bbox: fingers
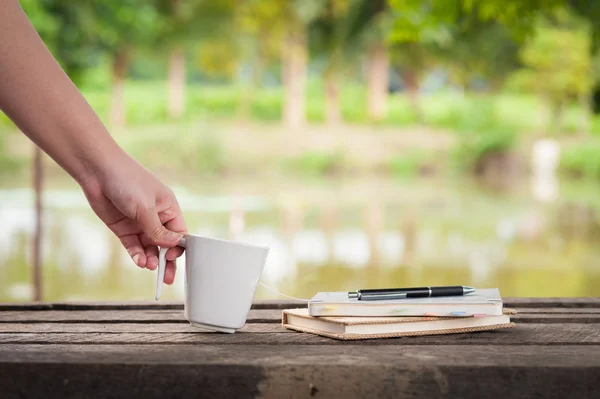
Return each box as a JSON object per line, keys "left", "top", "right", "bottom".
{"left": 119, "top": 235, "right": 146, "bottom": 268}
{"left": 144, "top": 245, "right": 159, "bottom": 271}
{"left": 166, "top": 246, "right": 184, "bottom": 261}
{"left": 137, "top": 205, "right": 183, "bottom": 247}
{"left": 163, "top": 205, "right": 187, "bottom": 236}
{"left": 164, "top": 259, "right": 177, "bottom": 285}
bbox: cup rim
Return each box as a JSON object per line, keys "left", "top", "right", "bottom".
{"left": 183, "top": 233, "right": 269, "bottom": 251}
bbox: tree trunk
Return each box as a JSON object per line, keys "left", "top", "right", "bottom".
{"left": 167, "top": 47, "right": 186, "bottom": 119}
{"left": 319, "top": 201, "right": 337, "bottom": 263}
{"left": 579, "top": 93, "right": 592, "bottom": 134}
{"left": 403, "top": 69, "right": 421, "bottom": 122}
{"left": 364, "top": 200, "right": 383, "bottom": 268}
{"left": 324, "top": 68, "right": 342, "bottom": 126}
{"left": 238, "top": 51, "right": 265, "bottom": 122}
{"left": 32, "top": 145, "right": 43, "bottom": 301}
{"left": 282, "top": 25, "right": 307, "bottom": 130}
{"left": 367, "top": 41, "right": 389, "bottom": 122}
{"left": 548, "top": 99, "right": 564, "bottom": 136}
{"left": 110, "top": 48, "right": 129, "bottom": 127}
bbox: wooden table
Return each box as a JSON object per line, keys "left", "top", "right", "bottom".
{"left": 1, "top": 298, "right": 599, "bottom": 399}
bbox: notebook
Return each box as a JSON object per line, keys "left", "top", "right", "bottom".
{"left": 307, "top": 288, "right": 503, "bottom": 317}
{"left": 282, "top": 308, "right": 516, "bottom": 340}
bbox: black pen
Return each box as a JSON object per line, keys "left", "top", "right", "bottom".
{"left": 347, "top": 286, "right": 476, "bottom": 300}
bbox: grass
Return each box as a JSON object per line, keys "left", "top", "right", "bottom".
{"left": 285, "top": 151, "right": 346, "bottom": 176}
{"left": 2, "top": 77, "right": 596, "bottom": 133}
{"left": 560, "top": 142, "right": 600, "bottom": 179}
{"left": 70, "top": 80, "right": 584, "bottom": 131}
{"left": 4, "top": 78, "right": 600, "bottom": 179}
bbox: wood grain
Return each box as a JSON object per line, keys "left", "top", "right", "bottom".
{"left": 1, "top": 323, "right": 599, "bottom": 345}
{"left": 1, "top": 297, "right": 599, "bottom": 311}
{"left": 0, "top": 309, "right": 278, "bottom": 323}
{"left": 2, "top": 356, "right": 600, "bottom": 399}
{"left": 0, "top": 322, "right": 291, "bottom": 334}
{"left": 2, "top": 309, "right": 600, "bottom": 324}
{"left": 0, "top": 300, "right": 304, "bottom": 311}
{"left": 3, "top": 344, "right": 600, "bottom": 399}
{"left": 3, "top": 343, "right": 600, "bottom": 366}
{"left": 2, "top": 299, "right": 600, "bottom": 399}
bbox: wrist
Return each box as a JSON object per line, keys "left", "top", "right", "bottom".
{"left": 74, "top": 139, "right": 130, "bottom": 191}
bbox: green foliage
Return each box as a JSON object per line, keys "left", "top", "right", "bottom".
{"left": 0, "top": 112, "right": 14, "bottom": 128}
{"left": 75, "top": 79, "right": 561, "bottom": 132}
{"left": 195, "top": 40, "right": 240, "bottom": 79}
{"left": 387, "top": 151, "right": 436, "bottom": 177}
{"left": 287, "top": 151, "right": 345, "bottom": 176}
{"left": 592, "top": 116, "right": 600, "bottom": 136}
{"left": 560, "top": 143, "right": 600, "bottom": 179}
{"left": 19, "top": 0, "right": 59, "bottom": 44}
{"left": 508, "top": 9, "right": 594, "bottom": 134}
{"left": 309, "top": 0, "right": 388, "bottom": 72}
{"left": 0, "top": 133, "right": 22, "bottom": 175}
{"left": 509, "top": 11, "right": 593, "bottom": 99}
{"left": 121, "top": 129, "right": 226, "bottom": 176}
{"left": 90, "top": 1, "right": 161, "bottom": 54}
{"left": 452, "top": 127, "right": 517, "bottom": 173}
{"left": 388, "top": 0, "right": 562, "bottom": 43}
{"left": 439, "top": 21, "right": 520, "bottom": 89}
{"left": 449, "top": 100, "right": 518, "bottom": 172}
{"left": 155, "top": 0, "right": 236, "bottom": 47}
{"left": 20, "top": 0, "right": 95, "bottom": 84}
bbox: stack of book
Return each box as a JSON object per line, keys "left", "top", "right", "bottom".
{"left": 282, "top": 288, "right": 515, "bottom": 340}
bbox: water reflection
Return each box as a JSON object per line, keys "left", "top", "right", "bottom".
{"left": 2, "top": 176, "right": 600, "bottom": 302}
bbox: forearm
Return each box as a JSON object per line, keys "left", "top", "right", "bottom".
{"left": 0, "top": 0, "right": 125, "bottom": 185}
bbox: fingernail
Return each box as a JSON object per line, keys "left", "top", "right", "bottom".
{"left": 132, "top": 253, "right": 140, "bottom": 265}
{"left": 165, "top": 230, "right": 183, "bottom": 242}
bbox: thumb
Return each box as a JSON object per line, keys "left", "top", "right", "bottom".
{"left": 137, "top": 206, "right": 183, "bottom": 247}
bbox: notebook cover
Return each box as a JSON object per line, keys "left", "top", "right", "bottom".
{"left": 308, "top": 288, "right": 504, "bottom": 317}
{"left": 282, "top": 308, "right": 516, "bottom": 341}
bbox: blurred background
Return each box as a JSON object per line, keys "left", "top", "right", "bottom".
{"left": 2, "top": 0, "right": 600, "bottom": 302}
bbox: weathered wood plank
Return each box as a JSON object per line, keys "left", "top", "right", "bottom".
{"left": 503, "top": 297, "right": 600, "bottom": 308}
{"left": 1, "top": 323, "right": 599, "bottom": 345}
{"left": 1, "top": 297, "right": 600, "bottom": 311}
{"left": 2, "top": 309, "right": 599, "bottom": 324}
{"left": 0, "top": 309, "right": 278, "bottom": 323}
{"left": 511, "top": 308, "right": 600, "bottom": 314}
{"left": 2, "top": 344, "right": 600, "bottom": 399}
{"left": 0, "top": 323, "right": 289, "bottom": 334}
{"left": 4, "top": 343, "right": 600, "bottom": 366}
{"left": 2, "top": 355, "right": 600, "bottom": 399}
{"left": 0, "top": 314, "right": 597, "bottom": 336}
{"left": 0, "top": 300, "right": 305, "bottom": 311}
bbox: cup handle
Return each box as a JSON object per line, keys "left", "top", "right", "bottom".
{"left": 155, "top": 237, "right": 187, "bottom": 300}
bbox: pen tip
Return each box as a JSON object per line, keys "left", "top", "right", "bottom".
{"left": 463, "top": 286, "right": 476, "bottom": 295}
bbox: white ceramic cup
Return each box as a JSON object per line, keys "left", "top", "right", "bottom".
{"left": 155, "top": 234, "right": 269, "bottom": 333}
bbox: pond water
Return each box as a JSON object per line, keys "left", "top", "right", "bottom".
{"left": 2, "top": 173, "right": 600, "bottom": 302}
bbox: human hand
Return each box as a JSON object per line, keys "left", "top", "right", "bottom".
{"left": 0, "top": 0, "right": 185, "bottom": 283}
{"left": 80, "top": 155, "right": 187, "bottom": 284}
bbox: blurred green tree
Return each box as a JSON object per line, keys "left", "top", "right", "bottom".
{"left": 156, "top": 0, "right": 237, "bottom": 119}
{"left": 386, "top": 0, "right": 557, "bottom": 122}
{"left": 89, "top": 1, "right": 162, "bottom": 126}
{"left": 238, "top": 0, "right": 324, "bottom": 129}
{"left": 237, "top": 0, "right": 286, "bottom": 120}
{"left": 362, "top": 0, "right": 392, "bottom": 122}
{"left": 509, "top": 9, "right": 594, "bottom": 135}
{"left": 389, "top": 38, "right": 438, "bottom": 122}
{"left": 20, "top": 0, "right": 96, "bottom": 86}
{"left": 309, "top": 0, "right": 359, "bottom": 125}
{"left": 309, "top": 0, "right": 393, "bottom": 125}
{"left": 435, "top": 18, "right": 520, "bottom": 94}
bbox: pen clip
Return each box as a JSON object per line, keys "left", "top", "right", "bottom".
{"left": 360, "top": 292, "right": 408, "bottom": 301}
